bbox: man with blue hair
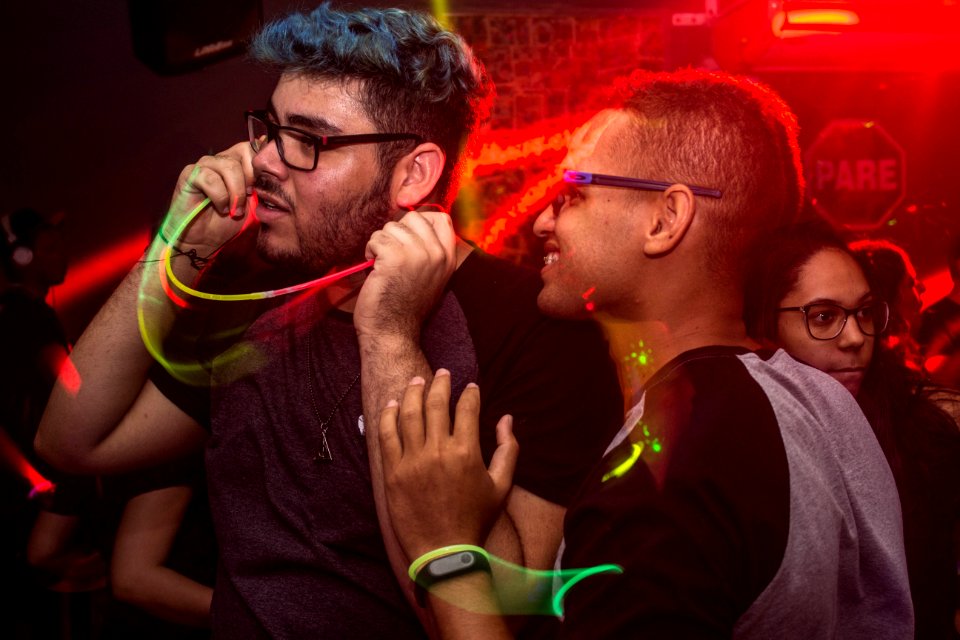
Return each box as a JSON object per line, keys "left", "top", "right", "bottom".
{"left": 37, "top": 4, "right": 622, "bottom": 637}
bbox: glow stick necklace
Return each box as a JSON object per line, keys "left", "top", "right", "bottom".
{"left": 162, "top": 197, "right": 374, "bottom": 302}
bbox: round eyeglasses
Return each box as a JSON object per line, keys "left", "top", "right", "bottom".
{"left": 777, "top": 301, "right": 890, "bottom": 341}
{"left": 246, "top": 110, "right": 422, "bottom": 171}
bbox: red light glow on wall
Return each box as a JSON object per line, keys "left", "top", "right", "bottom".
{"left": 47, "top": 231, "right": 150, "bottom": 311}
{"left": 462, "top": 113, "right": 599, "bottom": 254}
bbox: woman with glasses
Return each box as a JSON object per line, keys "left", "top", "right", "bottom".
{"left": 744, "top": 220, "right": 960, "bottom": 640}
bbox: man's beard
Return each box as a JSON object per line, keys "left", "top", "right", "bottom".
{"left": 254, "top": 170, "right": 394, "bottom": 275}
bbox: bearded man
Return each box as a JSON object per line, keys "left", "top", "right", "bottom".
{"left": 36, "top": 5, "right": 622, "bottom": 638}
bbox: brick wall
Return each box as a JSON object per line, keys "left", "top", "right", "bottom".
{"left": 447, "top": 10, "right": 666, "bottom": 264}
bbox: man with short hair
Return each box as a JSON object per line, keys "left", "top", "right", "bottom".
{"left": 36, "top": 5, "right": 622, "bottom": 637}
{"left": 378, "top": 70, "right": 914, "bottom": 638}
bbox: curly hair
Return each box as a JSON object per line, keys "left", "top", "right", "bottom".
{"left": 249, "top": 3, "right": 494, "bottom": 206}
{"left": 848, "top": 239, "right": 917, "bottom": 328}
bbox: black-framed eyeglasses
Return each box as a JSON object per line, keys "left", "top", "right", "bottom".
{"left": 777, "top": 301, "right": 890, "bottom": 341}
{"left": 564, "top": 170, "right": 723, "bottom": 199}
{"left": 245, "top": 110, "right": 423, "bottom": 171}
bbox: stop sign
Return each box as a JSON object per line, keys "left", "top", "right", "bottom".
{"left": 805, "top": 119, "right": 906, "bottom": 230}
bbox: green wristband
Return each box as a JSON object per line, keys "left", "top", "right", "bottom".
{"left": 408, "top": 544, "right": 490, "bottom": 582}
{"left": 156, "top": 227, "right": 173, "bottom": 246}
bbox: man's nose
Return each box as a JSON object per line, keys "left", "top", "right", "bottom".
{"left": 533, "top": 205, "right": 556, "bottom": 238}
{"left": 252, "top": 137, "right": 288, "bottom": 179}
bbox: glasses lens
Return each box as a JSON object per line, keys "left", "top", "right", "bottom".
{"left": 804, "top": 304, "right": 845, "bottom": 340}
{"left": 855, "top": 301, "right": 889, "bottom": 336}
{"left": 248, "top": 114, "right": 269, "bottom": 153}
{"left": 552, "top": 191, "right": 564, "bottom": 216}
{"left": 276, "top": 129, "right": 317, "bottom": 171}
{"left": 551, "top": 185, "right": 576, "bottom": 217}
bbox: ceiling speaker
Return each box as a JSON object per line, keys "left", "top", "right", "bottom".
{"left": 128, "top": 0, "right": 262, "bottom": 76}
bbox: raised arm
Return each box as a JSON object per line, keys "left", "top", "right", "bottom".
{"left": 35, "top": 142, "right": 256, "bottom": 474}
{"left": 354, "top": 207, "right": 461, "bottom": 631}
{"left": 355, "top": 210, "right": 553, "bottom": 611}
{"left": 379, "top": 371, "right": 518, "bottom": 640}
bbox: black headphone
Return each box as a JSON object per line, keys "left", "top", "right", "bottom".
{"left": 1, "top": 210, "right": 38, "bottom": 268}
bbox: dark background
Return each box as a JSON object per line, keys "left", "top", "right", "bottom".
{"left": 3, "top": 0, "right": 958, "bottom": 341}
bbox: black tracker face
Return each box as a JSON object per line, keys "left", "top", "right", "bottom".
{"left": 423, "top": 551, "right": 486, "bottom": 580}
{"left": 412, "top": 549, "right": 492, "bottom": 607}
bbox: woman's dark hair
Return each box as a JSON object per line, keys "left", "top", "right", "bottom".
{"left": 848, "top": 240, "right": 912, "bottom": 310}
{"left": 858, "top": 343, "right": 960, "bottom": 639}
{"left": 849, "top": 239, "right": 918, "bottom": 336}
{"left": 742, "top": 219, "right": 851, "bottom": 347}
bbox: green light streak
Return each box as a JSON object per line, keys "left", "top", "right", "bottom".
{"left": 136, "top": 188, "right": 367, "bottom": 384}
{"left": 601, "top": 442, "right": 643, "bottom": 483}
{"left": 550, "top": 563, "right": 624, "bottom": 616}
{"left": 422, "top": 553, "right": 623, "bottom": 616}
{"left": 136, "top": 193, "right": 266, "bottom": 385}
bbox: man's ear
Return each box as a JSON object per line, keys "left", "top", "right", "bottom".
{"left": 391, "top": 142, "right": 446, "bottom": 210}
{"left": 643, "top": 185, "right": 696, "bottom": 257}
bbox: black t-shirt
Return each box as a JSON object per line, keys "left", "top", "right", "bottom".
{"left": 557, "top": 347, "right": 790, "bottom": 639}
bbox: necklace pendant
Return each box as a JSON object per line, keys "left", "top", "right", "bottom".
{"left": 314, "top": 433, "right": 333, "bottom": 463}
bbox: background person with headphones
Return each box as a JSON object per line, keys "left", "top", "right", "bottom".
{"left": 0, "top": 207, "right": 107, "bottom": 639}
{"left": 1, "top": 206, "right": 71, "bottom": 479}
{"left": 0, "top": 207, "right": 68, "bottom": 296}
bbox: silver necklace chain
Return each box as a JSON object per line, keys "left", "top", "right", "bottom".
{"left": 306, "top": 330, "right": 360, "bottom": 463}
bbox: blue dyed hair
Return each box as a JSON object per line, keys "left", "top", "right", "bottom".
{"left": 250, "top": 3, "right": 493, "bottom": 205}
